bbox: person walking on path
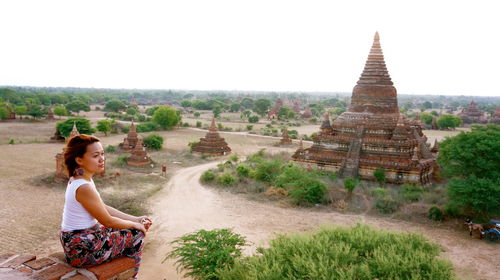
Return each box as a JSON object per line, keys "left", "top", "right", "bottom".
{"left": 59, "top": 134, "right": 152, "bottom": 279}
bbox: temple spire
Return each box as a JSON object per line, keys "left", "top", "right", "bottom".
{"left": 209, "top": 118, "right": 218, "bottom": 132}
{"left": 350, "top": 32, "right": 398, "bottom": 114}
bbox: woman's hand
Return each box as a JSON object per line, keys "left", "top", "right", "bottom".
{"left": 136, "top": 216, "right": 153, "bottom": 230}
{"left": 133, "top": 222, "right": 148, "bottom": 236}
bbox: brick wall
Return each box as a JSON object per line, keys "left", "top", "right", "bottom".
{"left": 0, "top": 252, "right": 135, "bottom": 280}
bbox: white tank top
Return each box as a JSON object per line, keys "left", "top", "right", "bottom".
{"left": 61, "top": 178, "right": 99, "bottom": 231}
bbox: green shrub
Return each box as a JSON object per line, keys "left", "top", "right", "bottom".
{"left": 400, "top": 184, "right": 424, "bottom": 202}
{"left": 343, "top": 177, "right": 359, "bottom": 193}
{"left": 8, "top": 139, "right": 15, "bottom": 144}
{"left": 122, "top": 126, "right": 130, "bottom": 134}
{"left": 373, "top": 168, "right": 386, "bottom": 185}
{"left": 217, "top": 173, "right": 238, "bottom": 187}
{"left": 136, "top": 122, "right": 161, "bottom": 132}
{"left": 218, "top": 224, "right": 455, "bottom": 280}
{"left": 196, "top": 121, "right": 202, "bottom": 128}
{"left": 114, "top": 154, "right": 129, "bottom": 167}
{"left": 229, "top": 154, "right": 239, "bottom": 163}
{"left": 254, "top": 159, "right": 284, "bottom": 183}
{"left": 182, "top": 122, "right": 190, "bottom": 127}
{"left": 105, "top": 145, "right": 116, "bottom": 153}
{"left": 428, "top": 206, "right": 444, "bottom": 221}
{"left": 371, "top": 187, "right": 387, "bottom": 198}
{"left": 236, "top": 164, "right": 251, "bottom": 177}
{"left": 248, "top": 115, "right": 259, "bottom": 123}
{"left": 165, "top": 229, "right": 246, "bottom": 280}
{"left": 143, "top": 133, "right": 164, "bottom": 150}
{"left": 201, "top": 170, "right": 216, "bottom": 182}
{"left": 246, "top": 124, "right": 253, "bottom": 131}
{"left": 288, "top": 178, "right": 327, "bottom": 205}
{"left": 444, "top": 202, "right": 463, "bottom": 218}
{"left": 375, "top": 196, "right": 400, "bottom": 214}
{"left": 274, "top": 165, "right": 307, "bottom": 188}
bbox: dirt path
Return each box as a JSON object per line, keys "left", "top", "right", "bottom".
{"left": 139, "top": 162, "right": 498, "bottom": 280}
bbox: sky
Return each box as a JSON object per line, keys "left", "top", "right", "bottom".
{"left": 1, "top": 0, "right": 499, "bottom": 96}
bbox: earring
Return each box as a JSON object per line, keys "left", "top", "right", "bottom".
{"left": 75, "top": 167, "right": 85, "bottom": 176}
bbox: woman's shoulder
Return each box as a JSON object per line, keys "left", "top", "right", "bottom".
{"left": 67, "top": 177, "right": 93, "bottom": 188}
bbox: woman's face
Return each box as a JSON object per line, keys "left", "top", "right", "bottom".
{"left": 76, "top": 142, "right": 105, "bottom": 174}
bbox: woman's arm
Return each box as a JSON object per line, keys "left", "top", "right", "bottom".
{"left": 105, "top": 205, "right": 138, "bottom": 222}
{"left": 76, "top": 184, "right": 147, "bottom": 235}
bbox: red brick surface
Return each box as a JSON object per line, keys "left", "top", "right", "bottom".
{"left": 0, "top": 254, "right": 36, "bottom": 268}
{"left": 0, "top": 253, "right": 15, "bottom": 264}
{"left": 25, "top": 257, "right": 56, "bottom": 270}
{"left": 87, "top": 257, "right": 135, "bottom": 280}
{"left": 16, "top": 266, "right": 33, "bottom": 274}
{"left": 33, "top": 263, "right": 75, "bottom": 280}
{"left": 65, "top": 272, "right": 93, "bottom": 280}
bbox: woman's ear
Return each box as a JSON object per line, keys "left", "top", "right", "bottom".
{"left": 75, "top": 157, "right": 84, "bottom": 166}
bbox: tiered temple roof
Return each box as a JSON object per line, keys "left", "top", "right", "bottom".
{"left": 268, "top": 98, "right": 283, "bottom": 120}
{"left": 459, "top": 101, "right": 485, "bottom": 123}
{"left": 490, "top": 107, "right": 500, "bottom": 124}
{"left": 191, "top": 118, "right": 231, "bottom": 156}
{"left": 119, "top": 122, "right": 139, "bottom": 152}
{"left": 46, "top": 107, "right": 55, "bottom": 120}
{"left": 292, "top": 32, "right": 436, "bottom": 184}
{"left": 127, "top": 138, "right": 151, "bottom": 167}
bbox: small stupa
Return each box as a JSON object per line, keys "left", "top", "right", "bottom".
{"left": 280, "top": 128, "right": 292, "bottom": 145}
{"left": 119, "top": 121, "right": 139, "bottom": 152}
{"left": 46, "top": 107, "right": 55, "bottom": 120}
{"left": 127, "top": 138, "right": 151, "bottom": 167}
{"left": 191, "top": 118, "right": 231, "bottom": 156}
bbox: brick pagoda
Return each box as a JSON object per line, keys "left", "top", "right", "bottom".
{"left": 46, "top": 107, "right": 55, "bottom": 120}
{"left": 127, "top": 138, "right": 151, "bottom": 167}
{"left": 280, "top": 128, "right": 292, "bottom": 145}
{"left": 459, "top": 101, "right": 485, "bottom": 123}
{"left": 292, "top": 32, "right": 436, "bottom": 184}
{"left": 191, "top": 118, "right": 231, "bottom": 156}
{"left": 490, "top": 107, "right": 500, "bottom": 124}
{"left": 119, "top": 121, "right": 139, "bottom": 152}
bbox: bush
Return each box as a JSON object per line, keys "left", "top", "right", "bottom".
{"left": 248, "top": 115, "right": 259, "bottom": 123}
{"left": 218, "top": 224, "right": 455, "bottom": 280}
{"left": 201, "top": 170, "right": 216, "bottom": 182}
{"left": 343, "top": 177, "right": 359, "bottom": 193}
{"left": 371, "top": 187, "right": 387, "bottom": 198}
{"left": 166, "top": 229, "right": 246, "bottom": 280}
{"left": 196, "top": 121, "right": 202, "bottom": 128}
{"left": 143, "top": 133, "right": 164, "bottom": 150}
{"left": 182, "top": 122, "right": 190, "bottom": 127}
{"left": 114, "top": 154, "right": 129, "bottom": 167}
{"left": 236, "top": 164, "right": 251, "bottom": 177}
{"left": 400, "top": 184, "right": 424, "bottom": 202}
{"left": 217, "top": 173, "right": 238, "bottom": 187}
{"left": 246, "top": 124, "right": 253, "bottom": 131}
{"left": 375, "top": 196, "right": 400, "bottom": 214}
{"left": 136, "top": 122, "right": 161, "bottom": 132}
{"left": 288, "top": 178, "right": 327, "bottom": 205}
{"left": 428, "top": 206, "right": 444, "bottom": 221}
{"left": 229, "top": 154, "right": 239, "bottom": 163}
{"left": 122, "top": 126, "right": 130, "bottom": 134}
{"left": 254, "top": 159, "right": 284, "bottom": 183}
{"left": 373, "top": 168, "right": 386, "bottom": 185}
{"left": 105, "top": 145, "right": 116, "bottom": 153}
{"left": 8, "top": 139, "right": 15, "bottom": 144}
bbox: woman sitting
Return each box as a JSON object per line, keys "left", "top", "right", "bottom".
{"left": 59, "top": 134, "right": 152, "bottom": 279}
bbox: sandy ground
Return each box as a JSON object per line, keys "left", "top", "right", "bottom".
{"left": 139, "top": 161, "right": 498, "bottom": 280}
{"left": 0, "top": 118, "right": 492, "bottom": 280}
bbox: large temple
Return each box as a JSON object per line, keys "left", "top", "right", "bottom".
{"left": 459, "top": 101, "right": 486, "bottom": 123}
{"left": 191, "top": 118, "right": 231, "bottom": 156}
{"left": 293, "top": 32, "right": 436, "bottom": 184}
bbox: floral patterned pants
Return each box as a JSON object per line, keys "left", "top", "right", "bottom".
{"left": 60, "top": 223, "right": 144, "bottom": 279}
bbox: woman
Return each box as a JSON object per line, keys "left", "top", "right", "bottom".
{"left": 59, "top": 134, "right": 152, "bottom": 279}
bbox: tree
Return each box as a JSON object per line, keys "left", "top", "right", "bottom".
{"left": 343, "top": 177, "right": 359, "bottom": 199}
{"left": 193, "top": 111, "right": 201, "bottom": 118}
{"left": 143, "top": 133, "right": 164, "bottom": 150}
{"left": 242, "top": 110, "right": 252, "bottom": 118}
{"left": 65, "top": 100, "right": 90, "bottom": 116}
{"left": 430, "top": 110, "right": 439, "bottom": 116}
{"left": 373, "top": 168, "right": 386, "bottom": 186}
{"left": 230, "top": 103, "right": 241, "bottom": 112}
{"left": 422, "top": 101, "right": 432, "bottom": 110}
{"left": 14, "top": 105, "right": 27, "bottom": 116}
{"left": 278, "top": 106, "right": 292, "bottom": 119}
{"left": 437, "top": 114, "right": 462, "bottom": 129}
{"left": 126, "top": 106, "right": 139, "bottom": 115}
{"left": 240, "top": 98, "right": 254, "bottom": 110}
{"left": 438, "top": 125, "right": 500, "bottom": 218}
{"left": 56, "top": 117, "right": 95, "bottom": 137}
{"left": 152, "top": 105, "right": 180, "bottom": 130}
{"left": 253, "top": 99, "right": 271, "bottom": 116}
{"left": 96, "top": 119, "right": 112, "bottom": 136}
{"left": 180, "top": 100, "right": 192, "bottom": 108}
{"left": 0, "top": 106, "right": 7, "bottom": 119}
{"left": 53, "top": 105, "right": 68, "bottom": 118}
{"left": 248, "top": 115, "right": 259, "bottom": 123}
{"left": 104, "top": 99, "right": 126, "bottom": 112}
{"left": 145, "top": 106, "right": 160, "bottom": 116}
{"left": 27, "top": 104, "right": 44, "bottom": 119}
{"left": 213, "top": 105, "right": 222, "bottom": 118}
{"left": 420, "top": 112, "right": 433, "bottom": 125}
